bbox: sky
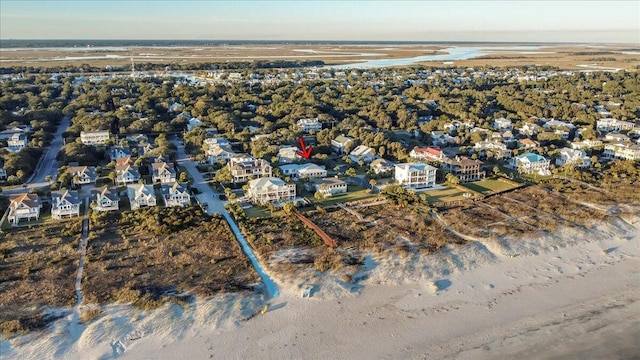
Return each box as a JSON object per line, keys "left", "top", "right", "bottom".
{"left": 1, "top": 0, "right": 639, "bottom": 43}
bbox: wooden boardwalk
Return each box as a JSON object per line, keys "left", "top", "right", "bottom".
{"left": 293, "top": 210, "right": 338, "bottom": 248}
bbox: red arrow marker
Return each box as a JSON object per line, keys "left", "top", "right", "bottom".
{"left": 296, "top": 137, "right": 313, "bottom": 159}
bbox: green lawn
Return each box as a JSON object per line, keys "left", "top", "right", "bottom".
{"left": 317, "top": 187, "right": 379, "bottom": 206}
{"left": 461, "top": 177, "right": 523, "bottom": 195}
{"left": 423, "top": 186, "right": 475, "bottom": 204}
{"left": 243, "top": 206, "right": 277, "bottom": 218}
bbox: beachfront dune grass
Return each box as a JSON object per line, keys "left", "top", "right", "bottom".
{"left": 82, "top": 206, "right": 259, "bottom": 310}
{"left": 0, "top": 221, "right": 82, "bottom": 337}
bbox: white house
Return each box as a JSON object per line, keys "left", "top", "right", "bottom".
{"left": 80, "top": 130, "right": 110, "bottom": 145}
{"left": 596, "top": 118, "right": 635, "bottom": 132}
{"left": 509, "top": 153, "right": 551, "bottom": 176}
{"left": 555, "top": 148, "right": 591, "bottom": 169}
{"left": 161, "top": 182, "right": 191, "bottom": 207}
{"left": 127, "top": 184, "right": 157, "bottom": 210}
{"left": 492, "top": 117, "right": 513, "bottom": 130}
{"left": 187, "top": 118, "right": 203, "bottom": 131}
{"left": 93, "top": 186, "right": 119, "bottom": 212}
{"left": 280, "top": 163, "right": 327, "bottom": 180}
{"left": 331, "top": 135, "right": 353, "bottom": 155}
{"left": 7, "top": 133, "right": 28, "bottom": 152}
{"left": 308, "top": 177, "right": 347, "bottom": 197}
{"left": 571, "top": 139, "right": 603, "bottom": 150}
{"left": 51, "top": 190, "right": 81, "bottom": 219}
{"left": 430, "top": 131, "right": 455, "bottom": 146}
{"left": 603, "top": 143, "right": 640, "bottom": 161}
{"left": 348, "top": 145, "right": 376, "bottom": 164}
{"left": 394, "top": 163, "right": 437, "bottom": 189}
{"left": 7, "top": 193, "right": 41, "bottom": 225}
{"left": 204, "top": 137, "right": 230, "bottom": 149}
{"left": 246, "top": 177, "right": 296, "bottom": 205}
{"left": 296, "top": 118, "right": 322, "bottom": 133}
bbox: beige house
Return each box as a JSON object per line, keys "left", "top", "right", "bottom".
{"left": 246, "top": 177, "right": 296, "bottom": 205}
{"left": 8, "top": 193, "right": 41, "bottom": 225}
{"left": 151, "top": 161, "right": 176, "bottom": 184}
{"left": 228, "top": 154, "right": 272, "bottom": 182}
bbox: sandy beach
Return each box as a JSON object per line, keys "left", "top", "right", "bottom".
{"left": 2, "top": 214, "right": 639, "bottom": 359}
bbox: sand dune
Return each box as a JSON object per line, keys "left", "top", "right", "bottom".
{"left": 1, "top": 214, "right": 639, "bottom": 359}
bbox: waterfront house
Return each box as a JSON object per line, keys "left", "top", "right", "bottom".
{"left": 127, "top": 184, "right": 157, "bottom": 210}
{"left": 440, "top": 156, "right": 485, "bottom": 183}
{"left": 308, "top": 177, "right": 348, "bottom": 197}
{"left": 246, "top": 177, "right": 296, "bottom": 205}
{"left": 51, "top": 190, "right": 81, "bottom": 219}
{"left": 161, "top": 182, "right": 191, "bottom": 207}
{"left": 92, "top": 186, "right": 120, "bottom": 212}
{"left": 509, "top": 153, "right": 551, "bottom": 176}
{"left": 8, "top": 193, "right": 41, "bottom": 225}
{"left": 395, "top": 163, "right": 437, "bottom": 189}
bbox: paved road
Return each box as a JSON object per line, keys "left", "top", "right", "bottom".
{"left": 172, "top": 138, "right": 279, "bottom": 297}
{"left": 31, "top": 114, "right": 72, "bottom": 185}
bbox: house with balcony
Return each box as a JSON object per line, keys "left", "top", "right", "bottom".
{"left": 348, "top": 145, "right": 376, "bottom": 164}
{"left": 161, "top": 182, "right": 191, "bottom": 207}
{"left": 7, "top": 193, "right": 41, "bottom": 225}
{"left": 228, "top": 153, "right": 272, "bottom": 183}
{"left": 440, "top": 156, "right": 485, "bottom": 183}
{"left": 246, "top": 177, "right": 296, "bottom": 205}
{"left": 207, "top": 144, "right": 236, "bottom": 165}
{"left": 127, "top": 184, "right": 157, "bottom": 210}
{"left": 65, "top": 166, "right": 97, "bottom": 186}
{"left": 92, "top": 186, "right": 120, "bottom": 212}
{"left": 297, "top": 118, "right": 322, "bottom": 133}
{"left": 556, "top": 148, "right": 591, "bottom": 169}
{"left": 603, "top": 142, "right": 640, "bottom": 161}
{"left": 80, "top": 130, "right": 110, "bottom": 145}
{"left": 331, "top": 135, "right": 354, "bottom": 155}
{"left": 596, "top": 118, "right": 635, "bottom": 132}
{"left": 509, "top": 153, "right": 551, "bottom": 176}
{"left": 115, "top": 164, "right": 141, "bottom": 185}
{"left": 307, "top": 177, "right": 348, "bottom": 197}
{"left": 280, "top": 163, "right": 327, "bottom": 180}
{"left": 51, "top": 190, "right": 81, "bottom": 219}
{"left": 150, "top": 161, "right": 176, "bottom": 184}
{"left": 395, "top": 163, "right": 437, "bottom": 189}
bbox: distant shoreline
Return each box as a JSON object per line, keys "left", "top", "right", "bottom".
{"left": 2, "top": 39, "right": 637, "bottom": 49}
